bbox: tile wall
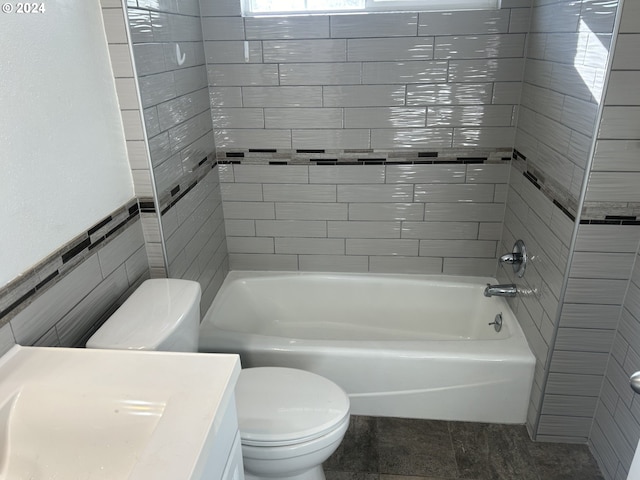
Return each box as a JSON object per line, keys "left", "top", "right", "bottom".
{"left": 125, "top": 0, "right": 230, "bottom": 311}
{"left": 202, "top": 0, "right": 529, "bottom": 150}
{"left": 586, "top": 1, "right": 640, "bottom": 477}
{"left": 220, "top": 161, "right": 509, "bottom": 275}
{"left": 513, "top": 0, "right": 617, "bottom": 215}
{"left": 102, "top": 0, "right": 167, "bottom": 276}
{"left": 0, "top": 203, "right": 150, "bottom": 357}
{"left": 202, "top": 0, "right": 530, "bottom": 273}
{"left": 498, "top": 0, "right": 621, "bottom": 444}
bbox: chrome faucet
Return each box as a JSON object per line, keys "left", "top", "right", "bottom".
{"left": 484, "top": 283, "right": 518, "bottom": 297}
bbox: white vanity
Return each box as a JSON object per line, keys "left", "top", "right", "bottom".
{"left": 0, "top": 345, "right": 243, "bottom": 480}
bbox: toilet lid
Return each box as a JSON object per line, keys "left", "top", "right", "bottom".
{"left": 236, "top": 367, "right": 350, "bottom": 447}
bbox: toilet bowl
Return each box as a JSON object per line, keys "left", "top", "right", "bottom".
{"left": 86, "top": 279, "right": 350, "bottom": 480}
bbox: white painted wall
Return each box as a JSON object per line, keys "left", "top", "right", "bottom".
{"left": 0, "top": 1, "right": 134, "bottom": 286}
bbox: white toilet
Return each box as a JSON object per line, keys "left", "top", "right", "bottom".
{"left": 86, "top": 279, "right": 350, "bottom": 480}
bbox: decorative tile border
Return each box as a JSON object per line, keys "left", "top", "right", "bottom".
{"left": 156, "top": 154, "right": 218, "bottom": 214}
{"left": 0, "top": 198, "right": 141, "bottom": 327}
{"left": 513, "top": 150, "right": 640, "bottom": 225}
{"left": 216, "top": 147, "right": 512, "bottom": 165}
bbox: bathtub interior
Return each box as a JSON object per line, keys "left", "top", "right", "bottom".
{"left": 204, "top": 272, "right": 513, "bottom": 342}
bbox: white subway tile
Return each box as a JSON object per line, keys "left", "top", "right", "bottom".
{"left": 453, "top": 127, "right": 515, "bottom": 148}
{"left": 479, "top": 222, "right": 503, "bottom": 240}
{"left": 345, "top": 107, "right": 426, "bottom": 128}
{"left": 200, "top": 0, "right": 241, "bottom": 16}
{"left": 299, "top": 255, "right": 368, "bottom": 272}
{"left": 371, "top": 128, "right": 453, "bottom": 149}
{"left": 263, "top": 39, "right": 346, "bottom": 63}
{"left": 346, "top": 239, "right": 419, "bottom": 256}
{"left": 580, "top": 0, "right": 617, "bottom": 33}
{"left": 492, "top": 82, "right": 522, "bottom": 104}
{"left": 221, "top": 183, "right": 263, "bottom": 201}
{"left": 435, "top": 34, "right": 526, "bottom": 59}
{"left": 214, "top": 129, "right": 292, "bottom": 149}
{"left": 264, "top": 108, "right": 343, "bottom": 129}
{"left": 243, "top": 86, "right": 323, "bottom": 107}
{"left": 414, "top": 184, "right": 495, "bottom": 203}
{"left": 255, "top": 220, "right": 327, "bottom": 237}
{"left": 605, "top": 71, "right": 640, "bottom": 106}
{"left": 570, "top": 252, "right": 635, "bottom": 280}
{"left": 276, "top": 238, "right": 345, "bottom": 255}
{"left": 347, "top": 37, "right": 434, "bottom": 61}
{"left": 530, "top": 2, "right": 581, "bottom": 33}
{"left": 175, "top": 65, "right": 208, "bottom": 96}
{"left": 509, "top": 8, "right": 531, "bottom": 33}
{"left": 331, "top": 13, "right": 418, "bottom": 38}
{"left": 612, "top": 34, "right": 640, "bottom": 69}
{"left": 223, "top": 201, "right": 275, "bottom": 219}
{"left": 276, "top": 203, "right": 348, "bottom": 220}
{"left": 564, "top": 278, "right": 629, "bottom": 305}
{"left": 448, "top": 58, "right": 525, "bottom": 82}
{"left": 280, "top": 63, "right": 361, "bottom": 85}
{"left": 323, "top": 85, "right": 406, "bottom": 107}
{"left": 211, "top": 107, "right": 265, "bottom": 129}
{"left": 292, "top": 129, "right": 370, "bottom": 149}
{"left": 402, "top": 221, "right": 478, "bottom": 239}
{"left": 407, "top": 83, "right": 493, "bottom": 105}
{"left": 139, "top": 72, "right": 176, "bottom": 108}
{"left": 386, "top": 164, "right": 466, "bottom": 184}
{"left": 263, "top": 184, "right": 336, "bottom": 202}
{"left": 245, "top": 16, "right": 330, "bottom": 39}
{"left": 370, "top": 256, "right": 443, "bottom": 274}
{"left": 424, "top": 203, "right": 504, "bottom": 222}
{"left": 210, "top": 87, "right": 243, "bottom": 107}
{"left": 418, "top": 10, "right": 510, "bottom": 35}
{"left": 443, "top": 258, "right": 496, "bottom": 275}
{"left": 467, "top": 164, "right": 511, "bottom": 183}
{"left": 205, "top": 40, "right": 263, "bottom": 63}
{"left": 363, "top": 61, "right": 448, "bottom": 84}
{"left": 599, "top": 107, "right": 640, "bottom": 139}
{"left": 328, "top": 221, "right": 401, "bottom": 239}
{"left": 420, "top": 240, "right": 496, "bottom": 258}
{"left": 133, "top": 43, "right": 166, "bottom": 76}
{"left": 349, "top": 203, "right": 424, "bottom": 221}
{"left": 309, "top": 166, "right": 386, "bottom": 184}
{"left": 208, "top": 64, "right": 279, "bottom": 86}
{"left": 154, "top": 154, "right": 183, "bottom": 196}
{"left": 121, "top": 110, "right": 145, "bottom": 141}
{"left": 592, "top": 140, "right": 640, "bottom": 172}
{"left": 427, "top": 105, "right": 514, "bottom": 127}
{"left": 201, "top": 16, "right": 245, "bottom": 41}
{"left": 234, "top": 165, "right": 308, "bottom": 183}
{"left": 227, "top": 237, "right": 274, "bottom": 254}
{"left": 586, "top": 172, "right": 640, "bottom": 202}
{"left": 229, "top": 253, "right": 298, "bottom": 271}
{"left": 338, "top": 184, "right": 414, "bottom": 202}
{"left": 225, "top": 219, "right": 256, "bottom": 236}
{"left": 561, "top": 96, "right": 599, "bottom": 136}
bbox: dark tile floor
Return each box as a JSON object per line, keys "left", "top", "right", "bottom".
{"left": 324, "top": 416, "right": 604, "bottom": 480}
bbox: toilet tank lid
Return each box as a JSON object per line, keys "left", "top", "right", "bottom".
{"left": 86, "top": 279, "right": 201, "bottom": 350}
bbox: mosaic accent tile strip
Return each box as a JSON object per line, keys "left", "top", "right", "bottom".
{"left": 0, "top": 198, "right": 141, "bottom": 327}
{"left": 216, "top": 147, "right": 512, "bottom": 165}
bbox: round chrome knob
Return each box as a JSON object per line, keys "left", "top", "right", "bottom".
{"left": 630, "top": 371, "right": 640, "bottom": 394}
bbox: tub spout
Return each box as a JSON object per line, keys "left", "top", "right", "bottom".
{"left": 484, "top": 283, "right": 517, "bottom": 297}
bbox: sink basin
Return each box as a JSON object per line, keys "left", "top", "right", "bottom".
{"left": 0, "top": 345, "right": 240, "bottom": 479}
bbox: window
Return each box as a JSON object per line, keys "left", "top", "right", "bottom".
{"left": 242, "top": 0, "right": 500, "bottom": 16}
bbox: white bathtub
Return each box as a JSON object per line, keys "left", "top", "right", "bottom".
{"left": 200, "top": 271, "right": 535, "bottom": 424}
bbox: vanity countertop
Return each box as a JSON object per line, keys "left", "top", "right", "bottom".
{"left": 0, "top": 345, "right": 241, "bottom": 479}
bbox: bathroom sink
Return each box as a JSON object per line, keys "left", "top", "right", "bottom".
{"left": 0, "top": 345, "right": 240, "bottom": 479}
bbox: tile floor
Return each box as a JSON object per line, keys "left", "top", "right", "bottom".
{"left": 324, "top": 416, "right": 604, "bottom": 480}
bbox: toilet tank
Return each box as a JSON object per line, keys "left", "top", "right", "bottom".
{"left": 86, "top": 279, "right": 202, "bottom": 352}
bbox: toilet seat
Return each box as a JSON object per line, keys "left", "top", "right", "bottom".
{"left": 236, "top": 367, "right": 350, "bottom": 447}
